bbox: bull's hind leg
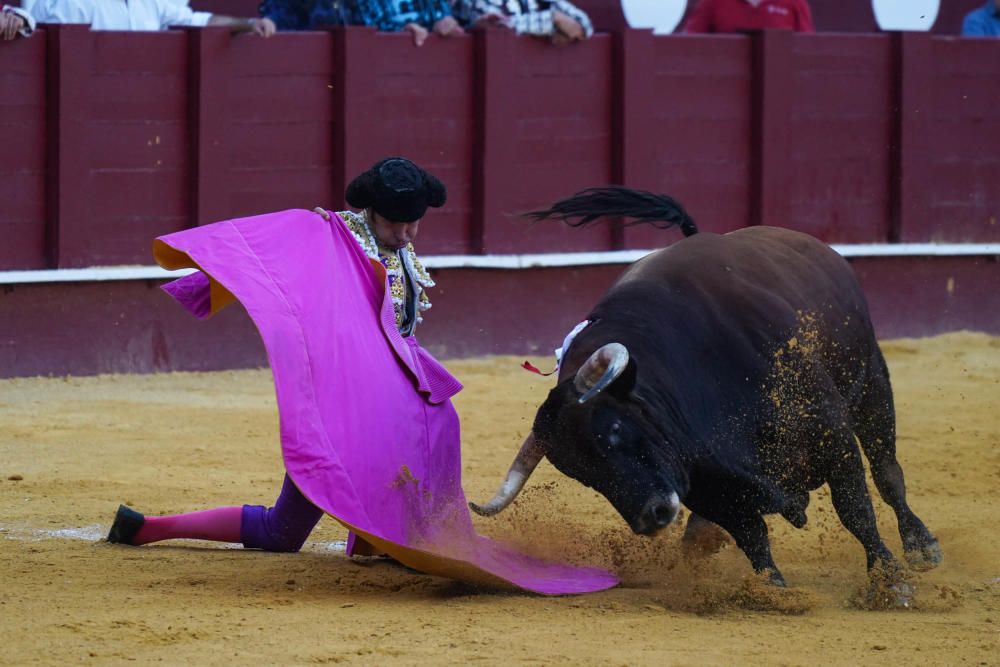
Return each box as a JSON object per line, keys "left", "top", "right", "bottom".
{"left": 825, "top": 435, "right": 897, "bottom": 572}
{"left": 850, "top": 353, "right": 942, "bottom": 571}
{"left": 826, "top": 444, "right": 916, "bottom": 608}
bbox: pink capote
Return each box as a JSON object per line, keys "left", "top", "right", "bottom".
{"left": 153, "top": 209, "right": 618, "bottom": 595}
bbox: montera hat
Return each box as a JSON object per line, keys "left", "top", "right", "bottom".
{"left": 346, "top": 157, "right": 447, "bottom": 223}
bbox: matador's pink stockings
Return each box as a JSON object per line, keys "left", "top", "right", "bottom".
{"left": 132, "top": 506, "right": 242, "bottom": 546}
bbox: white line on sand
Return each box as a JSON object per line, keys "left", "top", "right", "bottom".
{"left": 0, "top": 525, "right": 347, "bottom": 552}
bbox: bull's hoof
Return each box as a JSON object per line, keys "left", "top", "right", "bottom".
{"left": 765, "top": 569, "right": 787, "bottom": 588}
{"left": 865, "top": 578, "right": 915, "bottom": 610}
{"left": 857, "top": 562, "right": 914, "bottom": 610}
{"left": 904, "top": 539, "right": 942, "bottom": 572}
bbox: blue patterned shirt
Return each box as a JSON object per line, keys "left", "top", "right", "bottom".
{"left": 260, "top": 0, "right": 451, "bottom": 31}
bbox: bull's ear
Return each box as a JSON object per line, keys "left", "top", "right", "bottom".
{"left": 608, "top": 358, "right": 638, "bottom": 399}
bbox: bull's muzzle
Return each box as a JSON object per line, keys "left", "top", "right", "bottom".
{"left": 630, "top": 492, "right": 681, "bottom": 535}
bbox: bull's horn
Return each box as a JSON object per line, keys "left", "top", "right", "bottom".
{"left": 574, "top": 342, "right": 629, "bottom": 404}
{"left": 469, "top": 433, "right": 544, "bottom": 517}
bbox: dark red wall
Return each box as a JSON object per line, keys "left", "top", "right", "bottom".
{"left": 0, "top": 31, "right": 46, "bottom": 270}
{"left": 2, "top": 28, "right": 999, "bottom": 273}
{"left": 2, "top": 255, "right": 997, "bottom": 378}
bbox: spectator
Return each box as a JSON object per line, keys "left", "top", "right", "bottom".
{"left": 260, "top": 0, "right": 462, "bottom": 46}
{"left": 962, "top": 0, "right": 1000, "bottom": 37}
{"left": 1, "top": 4, "right": 35, "bottom": 39}
{"left": 452, "top": 0, "right": 593, "bottom": 46}
{"left": 28, "top": 0, "right": 276, "bottom": 36}
{"left": 684, "top": 0, "right": 814, "bottom": 34}
{"left": 258, "top": 0, "right": 353, "bottom": 31}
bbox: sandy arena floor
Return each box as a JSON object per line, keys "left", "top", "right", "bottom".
{"left": 1, "top": 333, "right": 998, "bottom": 665}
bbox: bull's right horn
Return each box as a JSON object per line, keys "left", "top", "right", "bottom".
{"left": 574, "top": 342, "right": 629, "bottom": 404}
{"left": 469, "top": 433, "right": 544, "bottom": 517}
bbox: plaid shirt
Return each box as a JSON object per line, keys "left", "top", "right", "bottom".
{"left": 452, "top": 0, "right": 593, "bottom": 37}
{"left": 260, "top": 0, "right": 451, "bottom": 31}
{"left": 352, "top": 0, "right": 452, "bottom": 31}
{"left": 259, "top": 0, "right": 352, "bottom": 29}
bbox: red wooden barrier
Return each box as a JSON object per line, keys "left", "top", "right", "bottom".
{"left": 783, "top": 33, "right": 893, "bottom": 243}
{"left": 477, "top": 29, "right": 615, "bottom": 254}
{"left": 618, "top": 32, "right": 752, "bottom": 249}
{"left": 0, "top": 30, "right": 46, "bottom": 270}
{"left": 897, "top": 34, "right": 1000, "bottom": 242}
{"left": 1, "top": 28, "right": 999, "bottom": 274}
{"left": 45, "top": 26, "right": 190, "bottom": 267}
{"left": 222, "top": 31, "right": 336, "bottom": 220}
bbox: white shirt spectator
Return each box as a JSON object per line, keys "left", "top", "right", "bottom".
{"left": 30, "top": 0, "right": 212, "bottom": 31}
{"left": 2, "top": 3, "right": 36, "bottom": 36}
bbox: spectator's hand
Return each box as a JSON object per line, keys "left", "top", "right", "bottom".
{"left": 251, "top": 17, "right": 277, "bottom": 37}
{"left": 313, "top": 207, "right": 331, "bottom": 221}
{"left": 473, "top": 12, "right": 509, "bottom": 29}
{"left": 550, "top": 30, "right": 572, "bottom": 47}
{"left": 432, "top": 16, "right": 465, "bottom": 37}
{"left": 0, "top": 11, "right": 25, "bottom": 40}
{"left": 552, "top": 10, "right": 585, "bottom": 44}
{"left": 403, "top": 22, "right": 429, "bottom": 47}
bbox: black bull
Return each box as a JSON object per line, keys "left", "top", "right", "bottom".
{"left": 472, "top": 187, "right": 941, "bottom": 593}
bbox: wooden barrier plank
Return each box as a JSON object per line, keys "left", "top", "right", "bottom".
{"left": 621, "top": 33, "right": 751, "bottom": 249}
{"left": 751, "top": 29, "right": 792, "bottom": 231}
{"left": 478, "top": 32, "right": 614, "bottom": 254}
{"left": 784, "top": 34, "right": 892, "bottom": 243}
{"left": 189, "top": 27, "right": 232, "bottom": 228}
{"left": 0, "top": 31, "right": 46, "bottom": 270}
{"left": 908, "top": 37, "right": 1000, "bottom": 242}
{"left": 45, "top": 24, "right": 92, "bottom": 268}
{"left": 895, "top": 32, "right": 934, "bottom": 244}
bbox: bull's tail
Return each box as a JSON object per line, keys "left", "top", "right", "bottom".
{"left": 525, "top": 186, "right": 698, "bottom": 237}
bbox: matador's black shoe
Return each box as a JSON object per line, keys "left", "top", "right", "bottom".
{"left": 106, "top": 504, "right": 145, "bottom": 545}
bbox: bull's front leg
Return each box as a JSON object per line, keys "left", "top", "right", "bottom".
{"left": 681, "top": 512, "right": 731, "bottom": 558}
{"left": 716, "top": 511, "right": 786, "bottom": 587}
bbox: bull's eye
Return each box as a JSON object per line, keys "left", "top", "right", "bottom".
{"left": 606, "top": 420, "right": 623, "bottom": 447}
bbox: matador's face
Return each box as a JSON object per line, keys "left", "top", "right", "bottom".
{"left": 370, "top": 210, "right": 420, "bottom": 250}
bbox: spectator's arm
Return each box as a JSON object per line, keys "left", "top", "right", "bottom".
{"left": 258, "top": 0, "right": 300, "bottom": 30}
{"left": 450, "top": 0, "right": 479, "bottom": 28}
{"left": 682, "top": 0, "right": 714, "bottom": 33}
{"left": 156, "top": 0, "right": 212, "bottom": 27}
{"left": 1, "top": 4, "right": 35, "bottom": 38}
{"left": 796, "top": 0, "right": 814, "bottom": 33}
{"left": 553, "top": 0, "right": 593, "bottom": 38}
{"left": 25, "top": 0, "right": 91, "bottom": 25}
{"left": 426, "top": 0, "right": 453, "bottom": 26}
{"left": 961, "top": 12, "right": 988, "bottom": 37}
{"left": 207, "top": 14, "right": 277, "bottom": 36}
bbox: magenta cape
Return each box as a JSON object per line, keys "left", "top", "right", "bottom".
{"left": 153, "top": 209, "right": 617, "bottom": 595}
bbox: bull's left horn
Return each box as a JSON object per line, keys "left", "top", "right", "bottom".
{"left": 574, "top": 342, "right": 629, "bottom": 404}
{"left": 469, "top": 433, "right": 544, "bottom": 517}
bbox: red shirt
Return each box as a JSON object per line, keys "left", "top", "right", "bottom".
{"left": 683, "top": 0, "right": 815, "bottom": 33}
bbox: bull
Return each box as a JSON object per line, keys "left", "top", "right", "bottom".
{"left": 472, "top": 187, "right": 941, "bottom": 601}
